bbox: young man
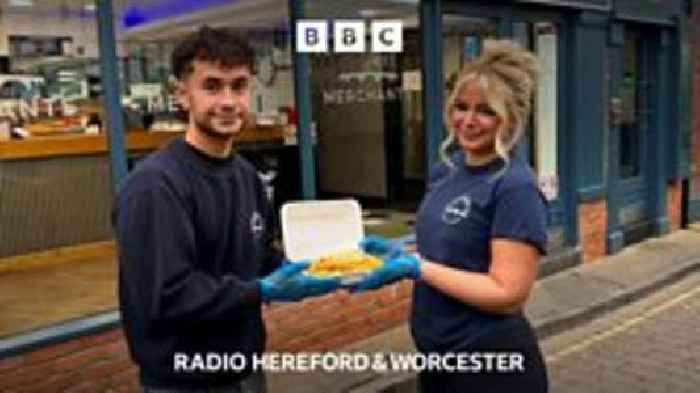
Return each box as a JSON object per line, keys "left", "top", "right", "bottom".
{"left": 113, "top": 26, "right": 340, "bottom": 392}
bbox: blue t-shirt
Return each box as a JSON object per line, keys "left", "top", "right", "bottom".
{"left": 411, "top": 151, "right": 547, "bottom": 353}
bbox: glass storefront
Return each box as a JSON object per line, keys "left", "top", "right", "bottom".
{"left": 0, "top": 2, "right": 104, "bottom": 138}
{"left": 304, "top": 0, "right": 420, "bottom": 212}
{"left": 0, "top": 0, "right": 116, "bottom": 338}
{"left": 0, "top": 0, "right": 421, "bottom": 336}
{"left": 0, "top": 0, "right": 689, "bottom": 342}
{"left": 118, "top": 1, "right": 304, "bottom": 215}
{"left": 120, "top": 28, "right": 296, "bottom": 134}
{"left": 0, "top": 0, "right": 562, "bottom": 338}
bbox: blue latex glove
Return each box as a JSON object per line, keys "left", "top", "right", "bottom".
{"left": 258, "top": 261, "right": 341, "bottom": 302}
{"left": 359, "top": 235, "right": 409, "bottom": 258}
{"left": 351, "top": 253, "right": 421, "bottom": 292}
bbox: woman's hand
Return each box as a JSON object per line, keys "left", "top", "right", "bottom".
{"left": 359, "top": 235, "right": 402, "bottom": 258}
{"left": 351, "top": 253, "right": 421, "bottom": 292}
{"left": 359, "top": 234, "right": 417, "bottom": 258}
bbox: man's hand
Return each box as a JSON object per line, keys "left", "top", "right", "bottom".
{"left": 258, "top": 261, "right": 341, "bottom": 302}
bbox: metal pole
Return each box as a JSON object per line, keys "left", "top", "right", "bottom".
{"left": 420, "top": 0, "right": 444, "bottom": 174}
{"left": 96, "top": 0, "right": 128, "bottom": 194}
{"left": 289, "top": 0, "right": 317, "bottom": 199}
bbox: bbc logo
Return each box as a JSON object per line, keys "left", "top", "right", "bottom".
{"left": 296, "top": 20, "right": 403, "bottom": 53}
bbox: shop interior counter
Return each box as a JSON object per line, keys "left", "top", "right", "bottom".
{"left": 0, "top": 131, "right": 180, "bottom": 160}
{"left": 0, "top": 125, "right": 289, "bottom": 161}
{"left": 0, "top": 126, "right": 292, "bottom": 260}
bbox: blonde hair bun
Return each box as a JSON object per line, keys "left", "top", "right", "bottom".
{"left": 473, "top": 39, "right": 539, "bottom": 119}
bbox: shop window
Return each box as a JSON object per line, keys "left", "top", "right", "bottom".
{"left": 620, "top": 31, "right": 642, "bottom": 179}
{"left": 0, "top": 0, "right": 431, "bottom": 358}
{"left": 306, "top": 0, "right": 421, "bottom": 217}
{"left": 532, "top": 22, "right": 559, "bottom": 201}
{"left": 442, "top": 16, "right": 499, "bottom": 93}
{"left": 0, "top": 0, "right": 119, "bottom": 339}
{"left": 120, "top": 5, "right": 307, "bottom": 220}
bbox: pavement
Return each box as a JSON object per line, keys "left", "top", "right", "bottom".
{"left": 542, "top": 268, "right": 700, "bottom": 393}
{"left": 266, "top": 225, "right": 700, "bottom": 393}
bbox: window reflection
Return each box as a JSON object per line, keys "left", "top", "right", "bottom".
{"left": 442, "top": 16, "right": 498, "bottom": 94}
{"left": 620, "top": 31, "right": 641, "bottom": 178}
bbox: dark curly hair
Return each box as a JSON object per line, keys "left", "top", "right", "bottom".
{"left": 171, "top": 25, "right": 255, "bottom": 80}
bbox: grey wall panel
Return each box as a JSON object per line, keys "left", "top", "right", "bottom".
{"left": 0, "top": 156, "right": 113, "bottom": 258}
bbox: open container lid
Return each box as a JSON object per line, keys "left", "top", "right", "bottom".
{"left": 281, "top": 199, "right": 364, "bottom": 261}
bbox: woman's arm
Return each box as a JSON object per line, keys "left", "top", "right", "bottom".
{"left": 418, "top": 238, "right": 540, "bottom": 315}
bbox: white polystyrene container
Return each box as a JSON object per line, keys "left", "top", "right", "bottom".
{"left": 280, "top": 199, "right": 364, "bottom": 262}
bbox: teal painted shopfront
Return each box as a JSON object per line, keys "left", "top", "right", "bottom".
{"left": 106, "top": 0, "right": 693, "bottom": 263}
{"left": 0, "top": 0, "right": 694, "bottom": 370}
{"left": 418, "top": 0, "right": 692, "bottom": 262}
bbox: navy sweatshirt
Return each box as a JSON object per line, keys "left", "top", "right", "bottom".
{"left": 112, "top": 137, "right": 282, "bottom": 388}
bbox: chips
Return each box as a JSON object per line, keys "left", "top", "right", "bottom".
{"left": 306, "top": 250, "right": 382, "bottom": 277}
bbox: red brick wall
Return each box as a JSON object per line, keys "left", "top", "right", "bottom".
{"left": 265, "top": 281, "right": 412, "bottom": 351}
{"left": 667, "top": 180, "right": 683, "bottom": 231}
{"left": 0, "top": 330, "right": 138, "bottom": 393}
{"left": 691, "top": 8, "right": 700, "bottom": 201}
{"left": 0, "top": 282, "right": 412, "bottom": 392}
{"left": 578, "top": 200, "right": 607, "bottom": 263}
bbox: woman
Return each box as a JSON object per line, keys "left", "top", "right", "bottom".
{"left": 357, "top": 40, "right": 549, "bottom": 392}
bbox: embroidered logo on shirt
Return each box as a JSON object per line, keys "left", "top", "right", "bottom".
{"left": 250, "top": 212, "right": 264, "bottom": 238}
{"left": 442, "top": 195, "right": 471, "bottom": 225}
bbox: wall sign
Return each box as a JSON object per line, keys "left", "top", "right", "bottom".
{"left": 322, "top": 72, "right": 401, "bottom": 105}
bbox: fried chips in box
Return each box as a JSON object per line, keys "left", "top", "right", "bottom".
{"left": 280, "top": 200, "right": 381, "bottom": 284}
